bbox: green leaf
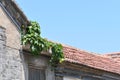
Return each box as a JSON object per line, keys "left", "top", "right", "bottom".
{"left": 21, "top": 21, "right": 64, "bottom": 69}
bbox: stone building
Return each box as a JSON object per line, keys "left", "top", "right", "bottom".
{"left": 0, "top": 0, "right": 120, "bottom": 80}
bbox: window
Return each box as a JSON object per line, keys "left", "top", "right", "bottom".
{"left": 28, "top": 66, "right": 46, "bottom": 80}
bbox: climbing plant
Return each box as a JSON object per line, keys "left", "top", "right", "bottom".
{"left": 21, "top": 21, "right": 64, "bottom": 68}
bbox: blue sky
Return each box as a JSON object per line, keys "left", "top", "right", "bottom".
{"left": 16, "top": 0, "right": 120, "bottom": 54}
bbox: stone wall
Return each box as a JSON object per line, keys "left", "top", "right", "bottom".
{"left": 0, "top": 27, "right": 6, "bottom": 80}
{"left": 0, "top": 2, "right": 26, "bottom": 80}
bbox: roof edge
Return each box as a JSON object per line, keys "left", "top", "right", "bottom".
{"left": 0, "top": 0, "right": 29, "bottom": 30}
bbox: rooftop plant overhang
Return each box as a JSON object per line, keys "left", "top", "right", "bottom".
{"left": 21, "top": 21, "right": 64, "bottom": 69}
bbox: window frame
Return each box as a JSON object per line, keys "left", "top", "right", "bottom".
{"left": 28, "top": 65, "right": 46, "bottom": 80}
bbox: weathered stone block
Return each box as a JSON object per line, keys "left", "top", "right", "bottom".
{"left": 0, "top": 47, "right": 25, "bottom": 80}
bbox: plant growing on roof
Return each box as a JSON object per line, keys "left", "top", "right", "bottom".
{"left": 21, "top": 21, "right": 64, "bottom": 68}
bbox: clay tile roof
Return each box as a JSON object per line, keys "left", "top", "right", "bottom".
{"left": 62, "top": 44, "right": 120, "bottom": 75}
{"left": 103, "top": 52, "right": 120, "bottom": 63}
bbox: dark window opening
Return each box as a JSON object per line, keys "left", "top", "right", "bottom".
{"left": 28, "top": 66, "right": 46, "bottom": 80}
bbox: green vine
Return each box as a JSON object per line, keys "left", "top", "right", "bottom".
{"left": 21, "top": 21, "right": 64, "bottom": 68}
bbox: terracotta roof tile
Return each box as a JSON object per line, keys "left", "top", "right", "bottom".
{"left": 62, "top": 45, "right": 120, "bottom": 74}
{"left": 103, "top": 52, "right": 120, "bottom": 63}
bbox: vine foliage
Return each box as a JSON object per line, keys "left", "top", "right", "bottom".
{"left": 21, "top": 21, "right": 64, "bottom": 68}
